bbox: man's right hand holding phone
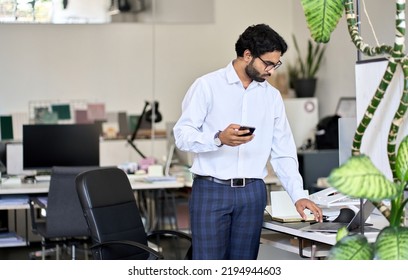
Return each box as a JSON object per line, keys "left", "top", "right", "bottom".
{"left": 217, "top": 124, "right": 255, "bottom": 147}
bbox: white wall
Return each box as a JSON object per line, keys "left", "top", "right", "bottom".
{"left": 0, "top": 0, "right": 403, "bottom": 158}
{"left": 0, "top": 0, "right": 292, "bottom": 120}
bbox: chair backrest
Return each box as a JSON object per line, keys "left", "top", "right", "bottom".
{"left": 46, "top": 166, "right": 98, "bottom": 238}
{"left": 75, "top": 167, "right": 149, "bottom": 260}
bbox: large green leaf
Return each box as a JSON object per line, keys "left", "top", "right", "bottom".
{"left": 396, "top": 135, "right": 408, "bottom": 182}
{"left": 375, "top": 226, "right": 408, "bottom": 260}
{"left": 300, "top": 0, "right": 345, "bottom": 43}
{"left": 328, "top": 155, "right": 399, "bottom": 200}
{"left": 327, "top": 234, "right": 374, "bottom": 260}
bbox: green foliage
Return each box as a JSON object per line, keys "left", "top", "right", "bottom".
{"left": 328, "top": 155, "right": 400, "bottom": 201}
{"left": 396, "top": 136, "right": 408, "bottom": 182}
{"left": 328, "top": 234, "right": 374, "bottom": 260}
{"left": 300, "top": 0, "right": 408, "bottom": 260}
{"left": 287, "top": 63, "right": 299, "bottom": 89}
{"left": 326, "top": 136, "right": 408, "bottom": 259}
{"left": 300, "top": 0, "right": 345, "bottom": 43}
{"left": 292, "top": 35, "right": 326, "bottom": 79}
{"left": 329, "top": 226, "right": 408, "bottom": 260}
{"left": 375, "top": 226, "right": 408, "bottom": 259}
{"left": 329, "top": 136, "right": 408, "bottom": 224}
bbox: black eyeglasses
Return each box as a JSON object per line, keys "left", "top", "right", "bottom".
{"left": 258, "top": 56, "right": 282, "bottom": 71}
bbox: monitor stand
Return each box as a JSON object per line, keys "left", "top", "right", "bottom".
{"left": 23, "top": 170, "right": 51, "bottom": 183}
{"left": 22, "top": 175, "right": 36, "bottom": 184}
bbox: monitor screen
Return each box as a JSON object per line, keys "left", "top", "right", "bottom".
{"left": 23, "top": 124, "right": 100, "bottom": 171}
{"left": 0, "top": 141, "right": 6, "bottom": 173}
{"left": 165, "top": 122, "right": 194, "bottom": 167}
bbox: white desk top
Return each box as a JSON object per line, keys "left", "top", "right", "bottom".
{"left": 0, "top": 182, "right": 49, "bottom": 195}
{"left": 0, "top": 175, "right": 185, "bottom": 196}
{"left": 129, "top": 178, "right": 185, "bottom": 190}
{"left": 263, "top": 210, "right": 389, "bottom": 245}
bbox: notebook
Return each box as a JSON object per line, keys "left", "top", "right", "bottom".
{"left": 300, "top": 200, "right": 376, "bottom": 233}
{"left": 265, "top": 190, "right": 316, "bottom": 222}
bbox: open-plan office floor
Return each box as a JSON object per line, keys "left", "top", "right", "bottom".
{"left": 0, "top": 196, "right": 303, "bottom": 260}
{"left": 0, "top": 232, "right": 303, "bottom": 260}
{"left": 0, "top": 193, "right": 303, "bottom": 260}
{"left": 0, "top": 171, "right": 303, "bottom": 260}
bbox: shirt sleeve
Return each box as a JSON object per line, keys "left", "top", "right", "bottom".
{"left": 173, "top": 78, "right": 219, "bottom": 153}
{"left": 269, "top": 97, "right": 308, "bottom": 204}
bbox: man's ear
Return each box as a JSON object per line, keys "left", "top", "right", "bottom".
{"left": 243, "top": 49, "right": 252, "bottom": 61}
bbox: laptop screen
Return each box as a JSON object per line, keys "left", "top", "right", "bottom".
{"left": 347, "top": 200, "right": 376, "bottom": 230}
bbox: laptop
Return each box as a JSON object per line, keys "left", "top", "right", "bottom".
{"left": 300, "top": 200, "right": 376, "bottom": 232}
{"left": 265, "top": 190, "right": 316, "bottom": 222}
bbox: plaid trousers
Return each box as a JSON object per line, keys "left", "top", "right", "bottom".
{"left": 189, "top": 177, "right": 267, "bottom": 259}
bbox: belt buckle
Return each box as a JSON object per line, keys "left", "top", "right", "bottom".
{"left": 231, "top": 178, "right": 245, "bottom": 187}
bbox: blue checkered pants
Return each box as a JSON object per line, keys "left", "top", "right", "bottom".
{"left": 189, "top": 177, "right": 267, "bottom": 259}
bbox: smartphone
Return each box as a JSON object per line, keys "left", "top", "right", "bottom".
{"left": 239, "top": 126, "right": 256, "bottom": 136}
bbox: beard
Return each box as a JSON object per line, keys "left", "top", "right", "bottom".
{"left": 245, "top": 59, "right": 270, "bottom": 82}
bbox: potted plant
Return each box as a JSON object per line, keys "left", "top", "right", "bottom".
{"left": 300, "top": 0, "right": 408, "bottom": 259}
{"left": 290, "top": 35, "right": 326, "bottom": 98}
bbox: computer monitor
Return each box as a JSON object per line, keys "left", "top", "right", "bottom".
{"left": 164, "top": 122, "right": 194, "bottom": 175}
{"left": 335, "top": 97, "right": 356, "bottom": 118}
{"left": 0, "top": 141, "right": 6, "bottom": 174}
{"left": 23, "top": 124, "right": 100, "bottom": 172}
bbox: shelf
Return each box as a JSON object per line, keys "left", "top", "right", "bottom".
{"left": 0, "top": 231, "right": 26, "bottom": 248}
{"left": 0, "top": 195, "right": 29, "bottom": 210}
{"left": 260, "top": 231, "right": 331, "bottom": 258}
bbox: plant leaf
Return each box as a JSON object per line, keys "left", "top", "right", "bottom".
{"left": 292, "top": 34, "right": 306, "bottom": 77}
{"left": 328, "top": 155, "right": 399, "bottom": 200}
{"left": 300, "top": 0, "right": 345, "bottom": 43}
{"left": 396, "top": 135, "right": 408, "bottom": 182}
{"left": 327, "top": 234, "right": 374, "bottom": 260}
{"left": 336, "top": 226, "right": 349, "bottom": 242}
{"left": 375, "top": 226, "right": 408, "bottom": 260}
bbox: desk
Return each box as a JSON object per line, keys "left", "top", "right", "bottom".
{"left": 0, "top": 175, "right": 185, "bottom": 247}
{"left": 0, "top": 181, "right": 49, "bottom": 247}
{"left": 262, "top": 210, "right": 388, "bottom": 258}
{"left": 0, "top": 177, "right": 184, "bottom": 195}
{"left": 128, "top": 175, "right": 186, "bottom": 231}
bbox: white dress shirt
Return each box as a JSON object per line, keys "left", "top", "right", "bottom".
{"left": 173, "top": 62, "right": 307, "bottom": 203}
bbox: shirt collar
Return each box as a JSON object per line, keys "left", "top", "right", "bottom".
{"left": 226, "top": 62, "right": 240, "bottom": 85}
{"left": 226, "top": 61, "right": 268, "bottom": 88}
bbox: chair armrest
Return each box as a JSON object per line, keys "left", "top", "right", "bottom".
{"left": 28, "top": 196, "right": 48, "bottom": 233}
{"left": 148, "top": 229, "right": 192, "bottom": 242}
{"left": 148, "top": 230, "right": 192, "bottom": 259}
{"left": 30, "top": 196, "right": 48, "bottom": 209}
{"left": 90, "top": 240, "right": 164, "bottom": 260}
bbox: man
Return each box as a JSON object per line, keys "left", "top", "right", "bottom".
{"left": 173, "top": 24, "right": 322, "bottom": 260}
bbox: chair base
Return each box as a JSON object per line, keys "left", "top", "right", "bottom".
{"left": 29, "top": 243, "right": 91, "bottom": 260}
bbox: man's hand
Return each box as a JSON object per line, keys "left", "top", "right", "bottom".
{"left": 295, "top": 198, "right": 323, "bottom": 222}
{"left": 219, "top": 124, "right": 255, "bottom": 146}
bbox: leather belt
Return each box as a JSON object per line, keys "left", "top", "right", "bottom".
{"left": 193, "top": 175, "right": 258, "bottom": 187}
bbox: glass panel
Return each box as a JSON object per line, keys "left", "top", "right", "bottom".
{"left": 0, "top": 0, "right": 214, "bottom": 24}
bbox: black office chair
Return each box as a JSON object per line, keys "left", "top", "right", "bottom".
{"left": 29, "top": 166, "right": 97, "bottom": 260}
{"left": 75, "top": 167, "right": 192, "bottom": 260}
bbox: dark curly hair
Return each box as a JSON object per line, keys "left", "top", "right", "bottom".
{"left": 235, "top": 24, "right": 288, "bottom": 58}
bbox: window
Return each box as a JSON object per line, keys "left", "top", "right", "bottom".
{"left": 0, "top": 0, "right": 110, "bottom": 23}
{"left": 0, "top": 0, "right": 53, "bottom": 23}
